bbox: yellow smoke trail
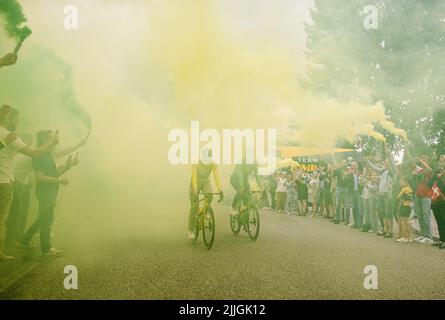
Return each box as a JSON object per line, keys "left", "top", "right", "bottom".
{"left": 368, "top": 103, "right": 408, "bottom": 141}
{"left": 288, "top": 96, "right": 406, "bottom": 146}
{"left": 2, "top": 1, "right": 410, "bottom": 239}
{"left": 143, "top": 0, "right": 299, "bottom": 130}
{"left": 144, "top": 0, "right": 406, "bottom": 146}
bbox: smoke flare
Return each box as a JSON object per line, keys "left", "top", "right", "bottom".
{"left": 0, "top": 0, "right": 32, "bottom": 52}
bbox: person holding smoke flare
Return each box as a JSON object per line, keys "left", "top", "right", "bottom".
{"left": 0, "top": 106, "right": 17, "bottom": 146}
{"left": 20, "top": 130, "right": 80, "bottom": 258}
{"left": 0, "top": 106, "right": 59, "bottom": 262}
{"left": 4, "top": 132, "right": 88, "bottom": 249}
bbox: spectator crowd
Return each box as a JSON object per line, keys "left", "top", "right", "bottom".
{"left": 261, "top": 147, "right": 445, "bottom": 248}
{"left": 0, "top": 53, "right": 88, "bottom": 262}
{"left": 3, "top": 46, "right": 445, "bottom": 266}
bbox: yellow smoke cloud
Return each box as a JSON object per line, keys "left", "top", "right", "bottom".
{"left": 2, "top": 0, "right": 408, "bottom": 239}
{"left": 287, "top": 96, "right": 406, "bottom": 146}
{"left": 142, "top": 0, "right": 406, "bottom": 147}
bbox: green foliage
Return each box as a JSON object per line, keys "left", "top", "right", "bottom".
{"left": 303, "top": 0, "right": 445, "bottom": 155}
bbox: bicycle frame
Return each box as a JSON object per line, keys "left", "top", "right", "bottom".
{"left": 238, "top": 191, "right": 262, "bottom": 224}
{"left": 193, "top": 191, "right": 220, "bottom": 249}
{"left": 230, "top": 190, "right": 262, "bottom": 241}
{"left": 196, "top": 192, "right": 214, "bottom": 230}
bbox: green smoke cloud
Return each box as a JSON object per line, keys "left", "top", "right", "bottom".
{"left": 61, "top": 66, "right": 93, "bottom": 130}
{"left": 0, "top": 0, "right": 32, "bottom": 45}
{"left": 0, "top": 45, "right": 92, "bottom": 132}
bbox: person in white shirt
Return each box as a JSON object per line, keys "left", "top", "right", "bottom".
{"left": 275, "top": 172, "right": 287, "bottom": 213}
{"left": 0, "top": 107, "right": 18, "bottom": 150}
{"left": 0, "top": 105, "right": 58, "bottom": 261}
{"left": 5, "top": 134, "right": 33, "bottom": 248}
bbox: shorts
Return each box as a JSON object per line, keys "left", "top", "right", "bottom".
{"left": 398, "top": 205, "right": 411, "bottom": 218}
{"left": 298, "top": 188, "right": 308, "bottom": 201}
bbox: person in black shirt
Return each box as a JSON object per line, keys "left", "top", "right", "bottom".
{"left": 429, "top": 167, "right": 445, "bottom": 249}
{"left": 20, "top": 130, "right": 79, "bottom": 257}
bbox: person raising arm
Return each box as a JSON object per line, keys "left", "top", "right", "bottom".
{"left": 0, "top": 106, "right": 58, "bottom": 158}
{"left": 55, "top": 133, "right": 90, "bottom": 158}
{"left": 0, "top": 107, "right": 18, "bottom": 150}
{"left": 0, "top": 132, "right": 17, "bottom": 150}
{"left": 21, "top": 130, "right": 80, "bottom": 257}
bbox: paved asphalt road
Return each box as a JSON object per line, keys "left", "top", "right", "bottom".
{"left": 1, "top": 205, "right": 445, "bottom": 300}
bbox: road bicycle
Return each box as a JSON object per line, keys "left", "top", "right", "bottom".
{"left": 193, "top": 192, "right": 221, "bottom": 249}
{"left": 230, "top": 190, "right": 262, "bottom": 241}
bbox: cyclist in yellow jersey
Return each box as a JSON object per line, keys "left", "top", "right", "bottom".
{"left": 188, "top": 150, "right": 223, "bottom": 240}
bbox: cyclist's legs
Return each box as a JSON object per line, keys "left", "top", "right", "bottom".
{"left": 201, "top": 180, "right": 214, "bottom": 207}
{"left": 239, "top": 180, "right": 252, "bottom": 224}
{"left": 188, "top": 185, "right": 199, "bottom": 232}
{"left": 243, "top": 180, "right": 251, "bottom": 208}
{"left": 230, "top": 176, "right": 242, "bottom": 210}
{"left": 188, "top": 180, "right": 213, "bottom": 232}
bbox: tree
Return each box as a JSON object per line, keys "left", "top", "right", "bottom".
{"left": 303, "top": 0, "right": 445, "bottom": 155}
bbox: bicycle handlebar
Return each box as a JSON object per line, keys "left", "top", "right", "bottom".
{"left": 198, "top": 191, "right": 223, "bottom": 203}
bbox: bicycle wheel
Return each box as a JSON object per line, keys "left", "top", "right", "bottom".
{"left": 202, "top": 206, "right": 215, "bottom": 249}
{"left": 247, "top": 206, "right": 260, "bottom": 241}
{"left": 230, "top": 211, "right": 241, "bottom": 235}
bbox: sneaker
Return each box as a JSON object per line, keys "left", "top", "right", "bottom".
{"left": 376, "top": 230, "right": 384, "bottom": 236}
{"left": 396, "top": 238, "right": 406, "bottom": 242}
{"left": 432, "top": 241, "right": 442, "bottom": 247}
{"left": 187, "top": 231, "right": 196, "bottom": 240}
{"left": 384, "top": 233, "right": 393, "bottom": 239}
{"left": 414, "top": 236, "right": 424, "bottom": 242}
{"left": 42, "top": 248, "right": 64, "bottom": 259}
{"left": 0, "top": 253, "right": 15, "bottom": 262}
{"left": 419, "top": 238, "right": 434, "bottom": 244}
{"left": 397, "top": 238, "right": 410, "bottom": 243}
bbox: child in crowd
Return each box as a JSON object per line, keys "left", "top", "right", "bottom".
{"left": 396, "top": 178, "right": 414, "bottom": 243}
{"left": 275, "top": 172, "right": 287, "bottom": 213}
